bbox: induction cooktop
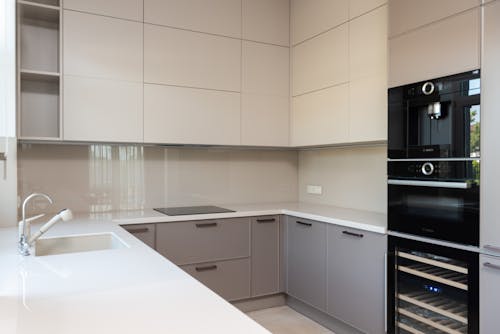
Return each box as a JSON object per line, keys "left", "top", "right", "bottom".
{"left": 154, "top": 206, "right": 235, "bottom": 216}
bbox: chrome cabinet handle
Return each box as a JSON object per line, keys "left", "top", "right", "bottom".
{"left": 257, "top": 218, "right": 276, "bottom": 223}
{"left": 195, "top": 222, "right": 217, "bottom": 228}
{"left": 484, "top": 245, "right": 500, "bottom": 253}
{"left": 195, "top": 265, "right": 217, "bottom": 272}
{"left": 126, "top": 227, "right": 149, "bottom": 234}
{"left": 342, "top": 231, "right": 364, "bottom": 238}
{"left": 484, "top": 262, "right": 500, "bottom": 271}
{"left": 296, "top": 221, "right": 312, "bottom": 227}
{"left": 387, "top": 179, "right": 471, "bottom": 189}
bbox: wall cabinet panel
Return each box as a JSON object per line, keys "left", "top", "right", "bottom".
{"left": 63, "top": 0, "right": 143, "bottom": 21}
{"left": 242, "top": 0, "right": 289, "bottom": 46}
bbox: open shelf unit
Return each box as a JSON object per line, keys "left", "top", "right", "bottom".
{"left": 17, "top": 0, "right": 61, "bottom": 140}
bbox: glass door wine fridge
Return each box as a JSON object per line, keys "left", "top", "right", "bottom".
{"left": 387, "top": 236, "right": 479, "bottom": 334}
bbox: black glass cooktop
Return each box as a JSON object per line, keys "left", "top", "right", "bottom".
{"left": 154, "top": 206, "right": 235, "bottom": 216}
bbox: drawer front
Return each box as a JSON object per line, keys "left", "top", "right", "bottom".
{"left": 480, "top": 254, "right": 500, "bottom": 334}
{"left": 122, "top": 224, "right": 156, "bottom": 249}
{"left": 181, "top": 258, "right": 251, "bottom": 301}
{"left": 156, "top": 218, "right": 250, "bottom": 265}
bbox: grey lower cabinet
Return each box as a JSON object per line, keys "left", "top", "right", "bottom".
{"left": 122, "top": 224, "right": 156, "bottom": 249}
{"left": 326, "top": 224, "right": 387, "bottom": 334}
{"left": 480, "top": 254, "right": 500, "bottom": 333}
{"left": 286, "top": 216, "right": 327, "bottom": 312}
{"left": 181, "top": 258, "right": 251, "bottom": 301}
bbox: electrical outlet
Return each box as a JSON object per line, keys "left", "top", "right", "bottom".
{"left": 306, "top": 185, "right": 322, "bottom": 195}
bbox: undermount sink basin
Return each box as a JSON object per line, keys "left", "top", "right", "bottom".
{"left": 35, "top": 233, "right": 128, "bottom": 256}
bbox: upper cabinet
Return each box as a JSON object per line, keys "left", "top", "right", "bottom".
{"left": 388, "top": 3, "right": 481, "bottom": 87}
{"left": 63, "top": 10, "right": 143, "bottom": 142}
{"left": 481, "top": 0, "right": 500, "bottom": 254}
{"left": 63, "top": 0, "right": 143, "bottom": 21}
{"left": 242, "top": 0, "right": 289, "bottom": 47}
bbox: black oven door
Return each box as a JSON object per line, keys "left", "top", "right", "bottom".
{"left": 388, "top": 180, "right": 479, "bottom": 246}
{"left": 388, "top": 70, "right": 480, "bottom": 159}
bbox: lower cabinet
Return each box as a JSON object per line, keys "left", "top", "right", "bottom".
{"left": 327, "top": 224, "right": 387, "bottom": 334}
{"left": 181, "top": 258, "right": 251, "bottom": 301}
{"left": 122, "top": 224, "right": 156, "bottom": 249}
{"left": 480, "top": 254, "right": 500, "bottom": 333}
{"left": 286, "top": 216, "right": 327, "bottom": 311}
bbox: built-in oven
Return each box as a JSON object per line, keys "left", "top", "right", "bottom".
{"left": 387, "top": 236, "right": 479, "bottom": 334}
{"left": 388, "top": 70, "right": 480, "bottom": 159}
{"left": 388, "top": 160, "right": 479, "bottom": 246}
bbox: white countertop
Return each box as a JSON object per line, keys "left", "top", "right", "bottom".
{"left": 0, "top": 202, "right": 386, "bottom": 334}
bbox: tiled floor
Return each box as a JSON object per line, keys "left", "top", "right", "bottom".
{"left": 246, "top": 306, "right": 335, "bottom": 334}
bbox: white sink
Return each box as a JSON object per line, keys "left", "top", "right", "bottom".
{"left": 35, "top": 233, "right": 128, "bottom": 256}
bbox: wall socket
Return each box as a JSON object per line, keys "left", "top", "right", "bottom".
{"left": 306, "top": 185, "right": 323, "bottom": 195}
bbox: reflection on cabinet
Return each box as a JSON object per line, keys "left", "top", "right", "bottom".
{"left": 251, "top": 216, "right": 280, "bottom": 297}
{"left": 481, "top": 0, "right": 500, "bottom": 252}
{"left": 286, "top": 216, "right": 327, "bottom": 311}
{"left": 389, "top": 8, "right": 480, "bottom": 87}
{"left": 480, "top": 255, "right": 500, "bottom": 333}
{"left": 122, "top": 224, "right": 156, "bottom": 249}
{"left": 327, "top": 224, "right": 386, "bottom": 334}
{"left": 17, "top": 0, "right": 61, "bottom": 140}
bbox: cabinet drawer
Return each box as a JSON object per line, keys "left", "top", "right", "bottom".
{"left": 181, "top": 258, "right": 251, "bottom": 301}
{"left": 480, "top": 254, "right": 500, "bottom": 333}
{"left": 156, "top": 218, "right": 250, "bottom": 265}
{"left": 122, "top": 224, "right": 155, "bottom": 249}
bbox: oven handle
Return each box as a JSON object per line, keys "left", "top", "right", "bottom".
{"left": 387, "top": 179, "right": 471, "bottom": 189}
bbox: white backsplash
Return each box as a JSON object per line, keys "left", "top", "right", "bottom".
{"left": 18, "top": 144, "right": 299, "bottom": 216}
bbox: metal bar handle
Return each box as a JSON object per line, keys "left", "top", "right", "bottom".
{"left": 484, "top": 245, "right": 500, "bottom": 254}
{"left": 342, "top": 230, "right": 364, "bottom": 238}
{"left": 195, "top": 265, "right": 218, "bottom": 272}
{"left": 195, "top": 222, "right": 218, "bottom": 228}
{"left": 127, "top": 227, "right": 149, "bottom": 234}
{"left": 256, "top": 218, "right": 276, "bottom": 223}
{"left": 484, "top": 262, "right": 500, "bottom": 271}
{"left": 296, "top": 221, "right": 312, "bottom": 227}
{"left": 387, "top": 179, "right": 471, "bottom": 189}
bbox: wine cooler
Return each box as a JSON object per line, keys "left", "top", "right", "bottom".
{"left": 387, "top": 236, "right": 479, "bottom": 334}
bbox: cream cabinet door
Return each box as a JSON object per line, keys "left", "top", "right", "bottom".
{"left": 63, "top": 11, "right": 143, "bottom": 142}
{"left": 481, "top": 0, "right": 500, "bottom": 253}
{"left": 63, "top": 0, "right": 143, "bottom": 21}
{"left": 143, "top": 84, "right": 240, "bottom": 145}
{"left": 389, "top": 8, "right": 480, "bottom": 87}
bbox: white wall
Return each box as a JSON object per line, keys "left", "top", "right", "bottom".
{"left": 298, "top": 146, "right": 387, "bottom": 213}
{"left": 0, "top": 0, "right": 18, "bottom": 227}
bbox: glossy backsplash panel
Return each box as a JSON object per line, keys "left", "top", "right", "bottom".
{"left": 18, "top": 144, "right": 298, "bottom": 216}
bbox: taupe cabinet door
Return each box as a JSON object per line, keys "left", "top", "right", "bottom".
{"left": 480, "top": 254, "right": 500, "bottom": 333}
{"left": 122, "top": 224, "right": 155, "bottom": 249}
{"left": 327, "top": 224, "right": 386, "bottom": 334}
{"left": 156, "top": 218, "right": 250, "bottom": 265}
{"left": 286, "top": 216, "right": 327, "bottom": 311}
{"left": 251, "top": 215, "right": 280, "bottom": 297}
{"left": 481, "top": 0, "right": 500, "bottom": 254}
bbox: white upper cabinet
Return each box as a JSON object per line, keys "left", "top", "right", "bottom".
{"left": 389, "top": 0, "right": 479, "bottom": 37}
{"left": 144, "top": 0, "right": 241, "bottom": 38}
{"left": 291, "top": 0, "right": 348, "bottom": 45}
{"left": 292, "top": 24, "right": 349, "bottom": 96}
{"left": 481, "top": 0, "right": 500, "bottom": 253}
{"left": 63, "top": 11, "right": 143, "bottom": 142}
{"left": 63, "top": 0, "right": 144, "bottom": 21}
{"left": 349, "top": 0, "right": 386, "bottom": 19}
{"left": 242, "top": 42, "right": 289, "bottom": 146}
{"left": 144, "top": 84, "right": 240, "bottom": 145}
{"left": 242, "top": 0, "right": 289, "bottom": 46}
{"left": 389, "top": 8, "right": 480, "bottom": 87}
{"left": 144, "top": 24, "right": 241, "bottom": 92}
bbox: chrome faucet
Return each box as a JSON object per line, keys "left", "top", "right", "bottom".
{"left": 18, "top": 193, "right": 73, "bottom": 256}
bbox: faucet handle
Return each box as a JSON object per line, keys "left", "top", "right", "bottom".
{"left": 18, "top": 213, "right": 46, "bottom": 238}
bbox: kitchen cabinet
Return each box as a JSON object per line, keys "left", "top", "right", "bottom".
{"left": 181, "top": 258, "right": 251, "bottom": 301}
{"left": 63, "top": 0, "right": 143, "bottom": 21}
{"left": 63, "top": 10, "right": 143, "bottom": 142}
{"left": 389, "top": 0, "right": 479, "bottom": 38}
{"left": 480, "top": 254, "right": 500, "bottom": 333}
{"left": 286, "top": 216, "right": 327, "bottom": 311}
{"left": 122, "top": 224, "right": 156, "bottom": 249}
{"left": 389, "top": 8, "right": 480, "bottom": 87}
{"left": 481, "top": 0, "right": 500, "bottom": 255}
{"left": 242, "top": 0, "right": 289, "bottom": 47}
{"left": 326, "top": 224, "right": 387, "bottom": 334}
{"left": 155, "top": 218, "right": 250, "bottom": 265}
{"left": 251, "top": 216, "right": 280, "bottom": 297}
